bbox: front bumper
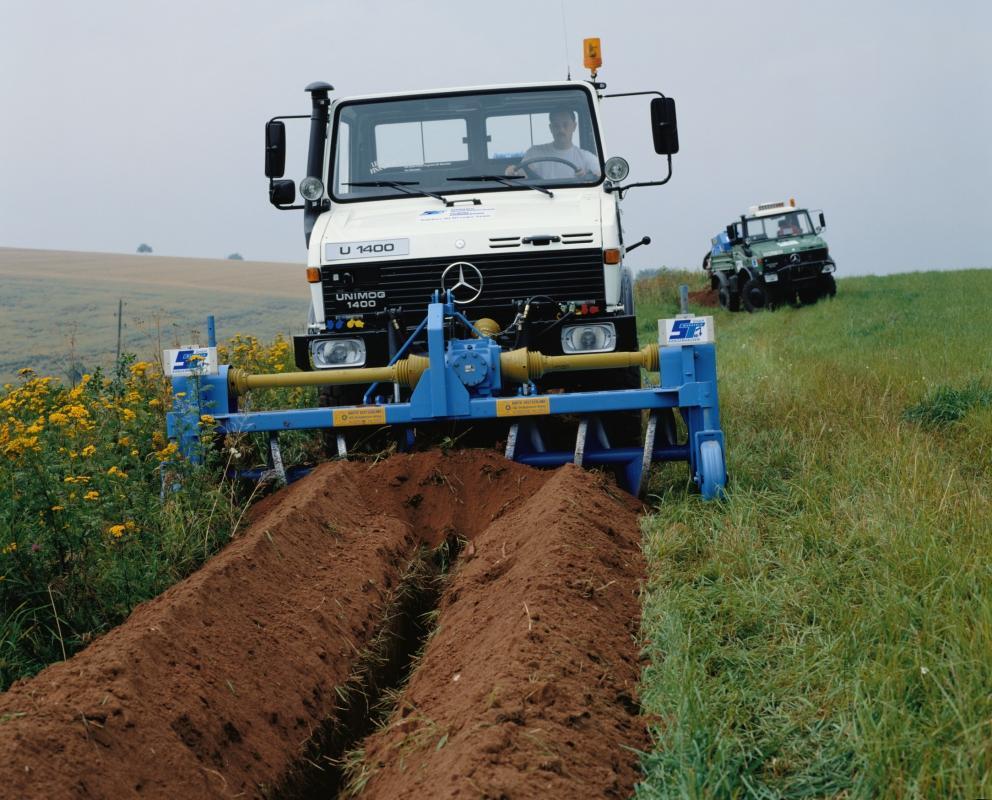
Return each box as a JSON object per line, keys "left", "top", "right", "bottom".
{"left": 763, "top": 261, "right": 833, "bottom": 288}
{"left": 293, "top": 315, "right": 640, "bottom": 380}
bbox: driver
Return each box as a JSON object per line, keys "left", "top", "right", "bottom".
{"left": 505, "top": 109, "right": 601, "bottom": 180}
{"left": 778, "top": 214, "right": 802, "bottom": 236}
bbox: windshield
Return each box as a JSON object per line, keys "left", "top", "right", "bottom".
{"left": 744, "top": 211, "right": 814, "bottom": 241}
{"left": 331, "top": 87, "right": 603, "bottom": 202}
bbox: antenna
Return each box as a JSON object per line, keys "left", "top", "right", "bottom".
{"left": 560, "top": 0, "right": 571, "bottom": 80}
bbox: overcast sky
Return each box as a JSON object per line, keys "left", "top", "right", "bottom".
{"left": 1, "top": 0, "right": 989, "bottom": 276}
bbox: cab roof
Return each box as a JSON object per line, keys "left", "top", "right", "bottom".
{"left": 333, "top": 80, "right": 597, "bottom": 104}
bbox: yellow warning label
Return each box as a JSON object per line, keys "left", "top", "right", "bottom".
{"left": 333, "top": 406, "right": 387, "bottom": 427}
{"left": 495, "top": 397, "right": 551, "bottom": 417}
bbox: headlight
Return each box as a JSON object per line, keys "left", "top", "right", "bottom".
{"left": 300, "top": 176, "right": 325, "bottom": 201}
{"left": 561, "top": 322, "right": 616, "bottom": 354}
{"left": 604, "top": 156, "right": 630, "bottom": 182}
{"left": 821, "top": 262, "right": 836, "bottom": 273}
{"left": 310, "top": 338, "right": 366, "bottom": 369}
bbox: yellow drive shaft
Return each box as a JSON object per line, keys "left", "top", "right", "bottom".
{"left": 226, "top": 344, "right": 659, "bottom": 396}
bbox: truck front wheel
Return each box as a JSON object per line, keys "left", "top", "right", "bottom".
{"left": 718, "top": 282, "right": 740, "bottom": 312}
{"left": 820, "top": 273, "right": 837, "bottom": 298}
{"left": 742, "top": 277, "right": 771, "bottom": 312}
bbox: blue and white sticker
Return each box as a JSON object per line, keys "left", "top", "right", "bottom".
{"left": 418, "top": 207, "right": 494, "bottom": 221}
{"left": 164, "top": 347, "right": 218, "bottom": 376}
{"left": 659, "top": 316, "right": 715, "bottom": 347}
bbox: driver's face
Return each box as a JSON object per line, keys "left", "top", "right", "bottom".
{"left": 549, "top": 113, "right": 576, "bottom": 148}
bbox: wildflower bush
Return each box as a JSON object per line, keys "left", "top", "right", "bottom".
{"left": 0, "top": 335, "right": 314, "bottom": 690}
{"left": 217, "top": 333, "right": 321, "bottom": 466}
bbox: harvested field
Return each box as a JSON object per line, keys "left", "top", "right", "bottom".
{"left": 0, "top": 451, "right": 646, "bottom": 799}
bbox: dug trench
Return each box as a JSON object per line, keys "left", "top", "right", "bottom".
{"left": 0, "top": 450, "right": 647, "bottom": 799}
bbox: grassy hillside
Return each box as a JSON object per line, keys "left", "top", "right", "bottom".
{"left": 0, "top": 248, "right": 305, "bottom": 383}
{"left": 634, "top": 270, "right": 992, "bottom": 797}
{"left": 3, "top": 259, "right": 991, "bottom": 794}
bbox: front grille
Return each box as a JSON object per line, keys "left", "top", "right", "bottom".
{"left": 322, "top": 248, "right": 605, "bottom": 318}
{"left": 487, "top": 233, "right": 596, "bottom": 249}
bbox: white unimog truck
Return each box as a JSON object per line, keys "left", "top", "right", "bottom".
{"left": 263, "top": 44, "right": 680, "bottom": 440}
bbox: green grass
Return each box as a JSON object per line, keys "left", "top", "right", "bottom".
{"left": 633, "top": 269, "right": 992, "bottom": 798}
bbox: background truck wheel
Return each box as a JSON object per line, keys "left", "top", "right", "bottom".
{"left": 797, "top": 287, "right": 820, "bottom": 305}
{"left": 820, "top": 273, "right": 837, "bottom": 298}
{"left": 742, "top": 277, "right": 771, "bottom": 312}
{"left": 718, "top": 283, "right": 740, "bottom": 312}
{"left": 702, "top": 252, "right": 711, "bottom": 271}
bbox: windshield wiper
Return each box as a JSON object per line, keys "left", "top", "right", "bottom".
{"left": 344, "top": 180, "right": 452, "bottom": 205}
{"left": 447, "top": 175, "right": 554, "bottom": 198}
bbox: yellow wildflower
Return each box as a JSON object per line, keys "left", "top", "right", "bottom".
{"left": 48, "top": 411, "right": 70, "bottom": 426}
{"left": 119, "top": 436, "right": 130, "bottom": 446}
{"left": 130, "top": 448, "right": 139, "bottom": 457}
{"left": 156, "top": 442, "right": 179, "bottom": 460}
{"left": 107, "top": 465, "right": 127, "bottom": 479}
{"left": 148, "top": 398, "right": 162, "bottom": 408}
{"left": 1, "top": 542, "right": 17, "bottom": 554}
{"left": 65, "top": 404, "right": 89, "bottom": 421}
{"left": 121, "top": 408, "right": 136, "bottom": 422}
{"left": 107, "top": 524, "right": 126, "bottom": 538}
{"left": 81, "top": 444, "right": 97, "bottom": 457}
{"left": 125, "top": 520, "right": 137, "bottom": 532}
{"left": 83, "top": 490, "right": 99, "bottom": 501}
{"left": 17, "top": 368, "right": 35, "bottom": 377}
{"left": 199, "top": 414, "right": 216, "bottom": 425}
{"left": 51, "top": 505, "right": 65, "bottom": 512}
{"left": 130, "top": 361, "right": 152, "bottom": 376}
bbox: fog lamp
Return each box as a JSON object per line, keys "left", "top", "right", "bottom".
{"left": 561, "top": 322, "right": 616, "bottom": 354}
{"left": 300, "top": 176, "right": 325, "bottom": 201}
{"left": 604, "top": 156, "right": 630, "bottom": 182}
{"left": 311, "top": 338, "right": 366, "bottom": 369}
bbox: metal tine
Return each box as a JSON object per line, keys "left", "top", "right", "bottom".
{"left": 268, "top": 432, "right": 287, "bottom": 486}
{"left": 505, "top": 423, "right": 519, "bottom": 460}
{"left": 574, "top": 418, "right": 588, "bottom": 466}
{"left": 637, "top": 412, "right": 659, "bottom": 498}
{"left": 336, "top": 434, "right": 348, "bottom": 460}
{"left": 527, "top": 420, "right": 547, "bottom": 453}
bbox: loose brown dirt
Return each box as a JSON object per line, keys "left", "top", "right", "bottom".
{"left": 0, "top": 451, "right": 647, "bottom": 799}
{"left": 689, "top": 287, "right": 719, "bottom": 307}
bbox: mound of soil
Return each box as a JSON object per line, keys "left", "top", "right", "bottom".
{"left": 0, "top": 451, "right": 647, "bottom": 799}
{"left": 358, "top": 465, "right": 645, "bottom": 798}
{"left": 689, "top": 287, "right": 719, "bottom": 307}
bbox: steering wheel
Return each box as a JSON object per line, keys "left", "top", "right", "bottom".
{"left": 517, "top": 156, "right": 582, "bottom": 179}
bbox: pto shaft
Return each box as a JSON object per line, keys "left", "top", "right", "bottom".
{"left": 226, "top": 344, "right": 660, "bottom": 396}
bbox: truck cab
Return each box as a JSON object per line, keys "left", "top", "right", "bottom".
{"left": 264, "top": 74, "right": 678, "bottom": 407}
{"left": 703, "top": 200, "right": 837, "bottom": 312}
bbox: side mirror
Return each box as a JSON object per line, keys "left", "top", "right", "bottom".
{"left": 726, "top": 224, "right": 737, "bottom": 242}
{"left": 819, "top": 211, "right": 826, "bottom": 228}
{"left": 269, "top": 179, "right": 295, "bottom": 206}
{"left": 650, "top": 97, "right": 679, "bottom": 155}
{"left": 265, "top": 121, "right": 287, "bottom": 178}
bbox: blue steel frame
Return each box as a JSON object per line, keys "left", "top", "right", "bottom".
{"left": 166, "top": 299, "right": 727, "bottom": 498}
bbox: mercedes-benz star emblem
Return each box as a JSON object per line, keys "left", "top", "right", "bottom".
{"left": 789, "top": 253, "right": 801, "bottom": 265}
{"left": 440, "top": 261, "right": 484, "bottom": 305}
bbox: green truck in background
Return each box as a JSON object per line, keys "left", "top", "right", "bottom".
{"left": 703, "top": 200, "right": 837, "bottom": 312}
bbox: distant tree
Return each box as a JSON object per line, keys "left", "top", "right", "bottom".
{"left": 136, "top": 243, "right": 153, "bottom": 254}
{"left": 227, "top": 253, "right": 244, "bottom": 261}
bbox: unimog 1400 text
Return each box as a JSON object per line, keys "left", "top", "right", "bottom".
{"left": 703, "top": 200, "right": 837, "bottom": 312}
